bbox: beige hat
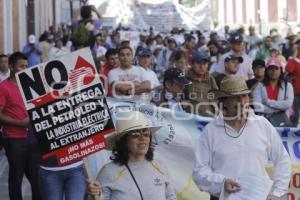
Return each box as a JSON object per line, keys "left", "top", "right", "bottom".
{"left": 105, "top": 111, "right": 162, "bottom": 150}
{"left": 285, "top": 31, "right": 297, "bottom": 39}
{"left": 210, "top": 75, "right": 251, "bottom": 99}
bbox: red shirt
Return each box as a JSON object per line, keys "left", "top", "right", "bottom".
{"left": 286, "top": 58, "right": 300, "bottom": 95}
{"left": 187, "top": 50, "right": 194, "bottom": 65}
{"left": 266, "top": 84, "right": 280, "bottom": 100}
{"left": 0, "top": 80, "right": 28, "bottom": 138}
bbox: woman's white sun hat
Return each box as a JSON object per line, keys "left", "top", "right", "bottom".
{"left": 105, "top": 111, "right": 162, "bottom": 150}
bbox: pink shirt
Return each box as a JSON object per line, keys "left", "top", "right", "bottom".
{"left": 0, "top": 80, "right": 28, "bottom": 138}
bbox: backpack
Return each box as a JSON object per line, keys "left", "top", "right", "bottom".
{"left": 71, "top": 21, "right": 92, "bottom": 49}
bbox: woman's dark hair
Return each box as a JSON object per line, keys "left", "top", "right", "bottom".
{"left": 185, "top": 34, "right": 196, "bottom": 43}
{"left": 39, "top": 33, "right": 48, "bottom": 42}
{"left": 110, "top": 133, "right": 154, "bottom": 165}
{"left": 173, "top": 50, "right": 187, "bottom": 61}
{"left": 105, "top": 48, "right": 119, "bottom": 60}
{"left": 262, "top": 67, "right": 285, "bottom": 88}
{"left": 80, "top": 5, "right": 92, "bottom": 19}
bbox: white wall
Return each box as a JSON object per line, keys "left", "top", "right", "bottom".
{"left": 19, "top": 0, "right": 27, "bottom": 51}
{"left": 3, "top": 0, "right": 13, "bottom": 54}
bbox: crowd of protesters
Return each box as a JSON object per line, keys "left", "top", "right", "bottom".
{"left": 0, "top": 4, "right": 298, "bottom": 200}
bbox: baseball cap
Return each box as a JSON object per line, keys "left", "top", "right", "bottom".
{"left": 229, "top": 34, "right": 243, "bottom": 43}
{"left": 28, "top": 35, "right": 36, "bottom": 44}
{"left": 266, "top": 57, "right": 281, "bottom": 68}
{"left": 192, "top": 52, "right": 209, "bottom": 63}
{"left": 252, "top": 59, "right": 266, "bottom": 69}
{"left": 164, "top": 68, "right": 191, "bottom": 86}
{"left": 224, "top": 54, "right": 243, "bottom": 63}
{"left": 138, "top": 48, "right": 152, "bottom": 57}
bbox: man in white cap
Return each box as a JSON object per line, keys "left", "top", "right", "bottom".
{"left": 22, "top": 34, "right": 42, "bottom": 67}
{"left": 192, "top": 75, "right": 291, "bottom": 200}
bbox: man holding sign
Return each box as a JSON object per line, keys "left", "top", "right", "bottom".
{"left": 0, "top": 52, "right": 41, "bottom": 200}
{"left": 16, "top": 48, "right": 115, "bottom": 200}
{"left": 192, "top": 75, "right": 291, "bottom": 200}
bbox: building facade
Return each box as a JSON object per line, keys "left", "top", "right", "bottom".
{"left": 0, "top": 0, "right": 83, "bottom": 54}
{"left": 213, "top": 0, "right": 299, "bottom": 35}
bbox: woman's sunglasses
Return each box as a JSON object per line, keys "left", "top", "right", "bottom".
{"left": 128, "top": 128, "right": 151, "bottom": 138}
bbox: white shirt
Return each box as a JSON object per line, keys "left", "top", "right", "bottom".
{"left": 215, "top": 50, "right": 254, "bottom": 80}
{"left": 48, "top": 47, "right": 70, "bottom": 60}
{"left": 143, "top": 67, "right": 160, "bottom": 89}
{"left": 108, "top": 65, "right": 150, "bottom": 102}
{"left": 94, "top": 45, "right": 107, "bottom": 58}
{"left": 0, "top": 70, "right": 10, "bottom": 82}
{"left": 192, "top": 110, "right": 291, "bottom": 197}
{"left": 165, "top": 91, "right": 184, "bottom": 112}
{"left": 245, "top": 34, "right": 261, "bottom": 51}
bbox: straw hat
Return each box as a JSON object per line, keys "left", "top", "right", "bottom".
{"left": 285, "top": 31, "right": 297, "bottom": 39}
{"left": 105, "top": 111, "right": 162, "bottom": 150}
{"left": 210, "top": 75, "right": 250, "bottom": 99}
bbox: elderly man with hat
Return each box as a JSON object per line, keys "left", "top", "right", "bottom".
{"left": 184, "top": 52, "right": 218, "bottom": 116}
{"left": 151, "top": 68, "right": 191, "bottom": 111}
{"left": 193, "top": 75, "right": 291, "bottom": 200}
{"left": 192, "top": 75, "right": 291, "bottom": 200}
{"left": 87, "top": 111, "right": 177, "bottom": 200}
{"left": 215, "top": 34, "right": 253, "bottom": 80}
{"left": 282, "top": 31, "right": 297, "bottom": 60}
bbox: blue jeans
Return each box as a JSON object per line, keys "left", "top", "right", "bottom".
{"left": 39, "top": 165, "right": 87, "bottom": 200}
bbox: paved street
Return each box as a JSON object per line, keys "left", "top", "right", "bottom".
{"left": 0, "top": 150, "right": 31, "bottom": 200}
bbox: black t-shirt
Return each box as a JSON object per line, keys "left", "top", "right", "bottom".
{"left": 246, "top": 78, "right": 260, "bottom": 90}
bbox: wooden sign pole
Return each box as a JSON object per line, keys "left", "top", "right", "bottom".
{"left": 83, "top": 157, "right": 100, "bottom": 200}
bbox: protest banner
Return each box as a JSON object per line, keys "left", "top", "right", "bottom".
{"left": 101, "top": 17, "right": 117, "bottom": 30}
{"left": 87, "top": 98, "right": 300, "bottom": 200}
{"left": 97, "top": 0, "right": 212, "bottom": 32}
{"left": 119, "top": 30, "right": 140, "bottom": 51}
{"left": 16, "top": 48, "right": 115, "bottom": 166}
{"left": 133, "top": 0, "right": 212, "bottom": 32}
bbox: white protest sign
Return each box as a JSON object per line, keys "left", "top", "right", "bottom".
{"left": 16, "top": 48, "right": 115, "bottom": 166}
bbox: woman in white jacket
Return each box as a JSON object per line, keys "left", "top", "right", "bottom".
{"left": 252, "top": 57, "right": 294, "bottom": 126}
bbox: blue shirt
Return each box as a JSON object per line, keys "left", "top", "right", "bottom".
{"left": 22, "top": 43, "right": 42, "bottom": 67}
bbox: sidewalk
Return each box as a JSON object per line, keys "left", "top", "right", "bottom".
{"left": 0, "top": 150, "right": 32, "bottom": 200}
